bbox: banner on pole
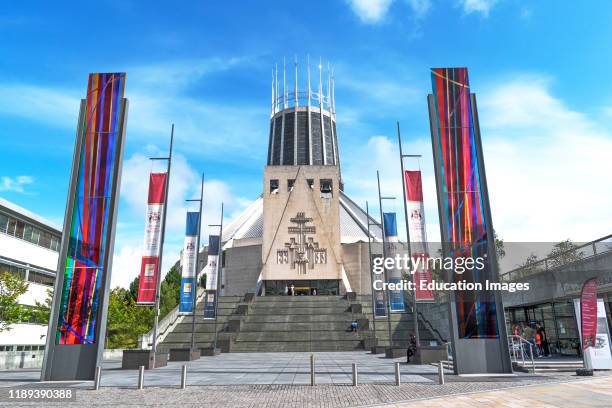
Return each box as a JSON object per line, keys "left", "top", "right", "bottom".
{"left": 179, "top": 212, "right": 199, "bottom": 314}
{"left": 204, "top": 235, "right": 220, "bottom": 319}
{"left": 574, "top": 281, "right": 612, "bottom": 370}
{"left": 404, "top": 170, "right": 435, "bottom": 302}
{"left": 136, "top": 173, "right": 167, "bottom": 305}
{"left": 383, "top": 212, "right": 405, "bottom": 312}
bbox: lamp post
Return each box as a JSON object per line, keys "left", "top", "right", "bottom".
{"left": 150, "top": 125, "right": 173, "bottom": 369}
{"left": 365, "top": 201, "right": 379, "bottom": 343}
{"left": 377, "top": 170, "right": 396, "bottom": 349}
{"left": 208, "top": 203, "right": 224, "bottom": 351}
{"left": 397, "top": 121, "right": 421, "bottom": 348}
{"left": 186, "top": 173, "right": 205, "bottom": 352}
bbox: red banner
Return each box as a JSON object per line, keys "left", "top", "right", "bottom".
{"left": 136, "top": 173, "right": 167, "bottom": 304}
{"left": 404, "top": 170, "right": 434, "bottom": 302}
{"left": 580, "top": 278, "right": 598, "bottom": 350}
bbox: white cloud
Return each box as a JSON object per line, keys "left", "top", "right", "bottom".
{"left": 111, "top": 150, "right": 251, "bottom": 288}
{"left": 0, "top": 175, "right": 34, "bottom": 193}
{"left": 0, "top": 57, "right": 268, "bottom": 161}
{"left": 0, "top": 84, "right": 79, "bottom": 127}
{"left": 347, "top": 0, "right": 394, "bottom": 23}
{"left": 478, "top": 74, "right": 612, "bottom": 242}
{"left": 343, "top": 73, "right": 612, "bottom": 247}
{"left": 406, "top": 0, "right": 431, "bottom": 18}
{"left": 459, "top": 0, "right": 498, "bottom": 16}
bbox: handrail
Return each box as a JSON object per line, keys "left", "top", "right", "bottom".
{"left": 501, "top": 234, "right": 612, "bottom": 282}
{"left": 138, "top": 287, "right": 206, "bottom": 349}
{"left": 416, "top": 310, "right": 448, "bottom": 344}
{"left": 508, "top": 335, "right": 536, "bottom": 373}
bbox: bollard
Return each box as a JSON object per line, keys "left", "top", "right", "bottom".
{"left": 181, "top": 365, "right": 187, "bottom": 389}
{"left": 93, "top": 366, "right": 101, "bottom": 391}
{"left": 310, "top": 354, "right": 316, "bottom": 386}
{"left": 138, "top": 365, "right": 145, "bottom": 390}
{"left": 438, "top": 361, "right": 445, "bottom": 385}
{"left": 352, "top": 363, "right": 358, "bottom": 386}
{"left": 394, "top": 362, "right": 401, "bottom": 386}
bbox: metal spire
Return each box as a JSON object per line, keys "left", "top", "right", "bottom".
{"left": 271, "top": 67, "right": 275, "bottom": 115}
{"left": 294, "top": 55, "right": 298, "bottom": 107}
{"left": 275, "top": 64, "right": 278, "bottom": 113}
{"left": 327, "top": 62, "right": 331, "bottom": 110}
{"left": 307, "top": 54, "right": 311, "bottom": 106}
{"left": 331, "top": 66, "right": 336, "bottom": 115}
{"left": 283, "top": 57, "right": 287, "bottom": 109}
{"left": 318, "top": 57, "right": 323, "bottom": 107}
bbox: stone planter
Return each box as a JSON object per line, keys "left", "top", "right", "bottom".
{"left": 169, "top": 348, "right": 200, "bottom": 361}
{"left": 122, "top": 350, "right": 168, "bottom": 369}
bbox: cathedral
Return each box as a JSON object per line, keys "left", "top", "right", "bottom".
{"left": 219, "top": 60, "right": 383, "bottom": 297}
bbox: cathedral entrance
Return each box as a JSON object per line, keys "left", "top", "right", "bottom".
{"left": 263, "top": 280, "right": 340, "bottom": 296}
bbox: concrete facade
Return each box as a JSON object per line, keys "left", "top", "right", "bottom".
{"left": 262, "top": 165, "right": 343, "bottom": 284}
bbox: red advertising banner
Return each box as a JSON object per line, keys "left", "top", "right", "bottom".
{"left": 136, "top": 173, "right": 167, "bottom": 304}
{"left": 404, "top": 170, "right": 434, "bottom": 302}
{"left": 580, "top": 278, "right": 598, "bottom": 350}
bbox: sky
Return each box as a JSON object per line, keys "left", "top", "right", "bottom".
{"left": 1, "top": 1, "right": 611, "bottom": 288}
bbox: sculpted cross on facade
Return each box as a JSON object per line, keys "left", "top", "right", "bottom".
{"left": 277, "top": 212, "right": 327, "bottom": 274}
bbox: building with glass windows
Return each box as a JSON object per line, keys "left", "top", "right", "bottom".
{"left": 0, "top": 198, "right": 60, "bottom": 352}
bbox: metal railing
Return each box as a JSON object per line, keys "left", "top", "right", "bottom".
{"left": 138, "top": 287, "right": 206, "bottom": 349}
{"left": 508, "top": 335, "right": 535, "bottom": 373}
{"left": 501, "top": 234, "right": 612, "bottom": 282}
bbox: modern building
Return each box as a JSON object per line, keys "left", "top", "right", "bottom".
{"left": 219, "top": 61, "right": 384, "bottom": 297}
{"left": 0, "top": 198, "right": 60, "bottom": 351}
{"left": 501, "top": 235, "right": 612, "bottom": 356}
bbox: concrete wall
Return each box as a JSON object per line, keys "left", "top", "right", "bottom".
{"left": 223, "top": 244, "right": 262, "bottom": 296}
{"left": 262, "top": 165, "right": 342, "bottom": 282}
{"left": 341, "top": 241, "right": 382, "bottom": 295}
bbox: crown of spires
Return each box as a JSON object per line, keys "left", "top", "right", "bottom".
{"left": 271, "top": 55, "right": 335, "bottom": 116}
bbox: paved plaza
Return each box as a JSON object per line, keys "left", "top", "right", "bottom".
{"left": 2, "top": 351, "right": 611, "bottom": 406}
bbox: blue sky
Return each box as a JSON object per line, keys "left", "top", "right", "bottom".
{"left": 1, "top": 1, "right": 611, "bottom": 288}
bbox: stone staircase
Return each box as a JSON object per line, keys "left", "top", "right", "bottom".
{"left": 158, "top": 296, "right": 242, "bottom": 351}
{"left": 231, "top": 296, "right": 366, "bottom": 352}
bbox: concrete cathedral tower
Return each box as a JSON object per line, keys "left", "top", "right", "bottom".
{"left": 261, "top": 58, "right": 346, "bottom": 295}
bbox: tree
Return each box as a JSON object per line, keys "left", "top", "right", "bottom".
{"left": 547, "top": 239, "right": 584, "bottom": 268}
{"left": 105, "top": 288, "right": 153, "bottom": 349}
{"left": 0, "top": 272, "right": 30, "bottom": 332}
{"left": 31, "top": 288, "right": 53, "bottom": 325}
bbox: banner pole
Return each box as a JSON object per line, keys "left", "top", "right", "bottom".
{"left": 365, "top": 201, "right": 377, "bottom": 341}
{"left": 190, "top": 174, "right": 205, "bottom": 351}
{"left": 377, "top": 171, "right": 393, "bottom": 348}
{"left": 397, "top": 122, "right": 419, "bottom": 347}
{"left": 212, "top": 203, "right": 224, "bottom": 350}
{"left": 151, "top": 124, "right": 173, "bottom": 368}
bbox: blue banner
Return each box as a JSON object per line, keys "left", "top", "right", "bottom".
{"left": 179, "top": 211, "right": 199, "bottom": 314}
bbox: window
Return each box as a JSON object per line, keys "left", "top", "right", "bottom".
{"left": 39, "top": 232, "right": 51, "bottom": 249}
{"left": 320, "top": 179, "right": 333, "bottom": 198}
{"left": 31, "top": 228, "right": 40, "bottom": 245}
{"left": 29, "top": 271, "right": 55, "bottom": 286}
{"left": 269, "top": 179, "right": 279, "bottom": 194}
{"left": 0, "top": 213, "right": 8, "bottom": 233}
{"left": 287, "top": 179, "right": 295, "bottom": 192}
{"left": 50, "top": 236, "right": 60, "bottom": 251}
{"left": 7, "top": 218, "right": 16, "bottom": 235}
{"left": 15, "top": 220, "right": 25, "bottom": 239}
